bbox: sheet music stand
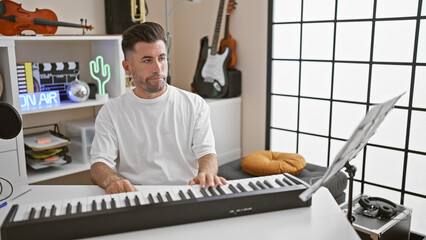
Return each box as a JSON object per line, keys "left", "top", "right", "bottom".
{"left": 299, "top": 93, "right": 405, "bottom": 224}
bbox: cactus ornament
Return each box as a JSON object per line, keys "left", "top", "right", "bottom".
{"left": 89, "top": 56, "right": 111, "bottom": 101}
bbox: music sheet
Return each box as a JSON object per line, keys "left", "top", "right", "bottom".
{"left": 299, "top": 93, "right": 405, "bottom": 202}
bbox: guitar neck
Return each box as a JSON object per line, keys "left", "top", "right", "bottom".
{"left": 224, "top": 14, "right": 230, "bottom": 40}
{"left": 211, "top": 0, "right": 226, "bottom": 55}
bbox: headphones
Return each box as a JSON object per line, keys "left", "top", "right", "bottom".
{"left": 359, "top": 196, "right": 397, "bottom": 219}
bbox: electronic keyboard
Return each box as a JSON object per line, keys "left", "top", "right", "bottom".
{"left": 1, "top": 173, "right": 312, "bottom": 240}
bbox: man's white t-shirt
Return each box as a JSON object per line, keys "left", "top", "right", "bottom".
{"left": 90, "top": 85, "right": 216, "bottom": 185}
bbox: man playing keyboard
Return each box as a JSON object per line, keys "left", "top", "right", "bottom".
{"left": 89, "top": 22, "right": 227, "bottom": 194}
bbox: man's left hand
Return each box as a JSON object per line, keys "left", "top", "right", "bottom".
{"left": 189, "top": 172, "right": 227, "bottom": 188}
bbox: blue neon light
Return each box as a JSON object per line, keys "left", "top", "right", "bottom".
{"left": 19, "top": 91, "right": 61, "bottom": 111}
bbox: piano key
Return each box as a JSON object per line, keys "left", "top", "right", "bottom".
{"left": 86, "top": 196, "right": 97, "bottom": 211}
{"left": 177, "top": 186, "right": 196, "bottom": 199}
{"left": 140, "top": 191, "right": 156, "bottom": 204}
{"left": 102, "top": 199, "right": 108, "bottom": 209}
{"left": 13, "top": 203, "right": 31, "bottom": 221}
{"left": 124, "top": 192, "right": 137, "bottom": 206}
{"left": 30, "top": 203, "right": 44, "bottom": 219}
{"left": 187, "top": 185, "right": 206, "bottom": 198}
{"left": 156, "top": 193, "right": 164, "bottom": 203}
{"left": 263, "top": 179, "right": 274, "bottom": 188}
{"left": 58, "top": 199, "right": 72, "bottom": 216}
{"left": 256, "top": 181, "right": 267, "bottom": 189}
{"left": 77, "top": 198, "right": 88, "bottom": 213}
{"left": 165, "top": 191, "right": 173, "bottom": 202}
{"left": 282, "top": 176, "right": 295, "bottom": 186}
{"left": 216, "top": 186, "right": 226, "bottom": 195}
{"left": 124, "top": 196, "right": 131, "bottom": 207}
{"left": 236, "top": 183, "right": 247, "bottom": 192}
{"left": 199, "top": 188, "right": 209, "bottom": 197}
{"left": 50, "top": 205, "right": 57, "bottom": 217}
{"left": 118, "top": 193, "right": 130, "bottom": 207}
{"left": 39, "top": 206, "right": 46, "bottom": 219}
{"left": 187, "top": 189, "right": 196, "bottom": 199}
{"left": 265, "top": 176, "right": 283, "bottom": 188}
{"left": 238, "top": 179, "right": 256, "bottom": 192}
{"left": 248, "top": 182, "right": 260, "bottom": 191}
{"left": 134, "top": 195, "right": 141, "bottom": 205}
{"left": 66, "top": 203, "right": 72, "bottom": 215}
{"left": 275, "top": 178, "right": 288, "bottom": 187}
{"left": 169, "top": 187, "right": 182, "bottom": 201}
{"left": 228, "top": 184, "right": 239, "bottom": 193}
{"left": 134, "top": 192, "right": 146, "bottom": 205}
{"left": 285, "top": 174, "right": 304, "bottom": 185}
{"left": 71, "top": 198, "right": 81, "bottom": 214}
{"left": 178, "top": 190, "right": 187, "bottom": 200}
{"left": 28, "top": 207, "right": 36, "bottom": 220}
{"left": 110, "top": 196, "right": 117, "bottom": 209}
{"left": 91, "top": 200, "right": 97, "bottom": 211}
{"left": 148, "top": 194, "right": 155, "bottom": 204}
{"left": 76, "top": 202, "right": 82, "bottom": 213}
{"left": 221, "top": 184, "right": 235, "bottom": 194}
{"left": 44, "top": 200, "right": 62, "bottom": 218}
{"left": 208, "top": 187, "right": 218, "bottom": 196}
{"left": 99, "top": 195, "right": 111, "bottom": 209}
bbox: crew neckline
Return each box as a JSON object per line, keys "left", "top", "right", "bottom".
{"left": 130, "top": 84, "right": 171, "bottom": 104}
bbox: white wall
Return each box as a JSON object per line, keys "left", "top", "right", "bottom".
{"left": 16, "top": 0, "right": 268, "bottom": 157}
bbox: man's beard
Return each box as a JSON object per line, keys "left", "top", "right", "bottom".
{"left": 137, "top": 74, "right": 167, "bottom": 93}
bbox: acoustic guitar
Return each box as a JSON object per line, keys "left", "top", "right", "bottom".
{"left": 192, "top": 0, "right": 230, "bottom": 98}
{"left": 219, "top": 0, "right": 237, "bottom": 68}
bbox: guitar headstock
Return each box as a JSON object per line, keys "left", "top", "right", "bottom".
{"left": 226, "top": 0, "right": 237, "bottom": 15}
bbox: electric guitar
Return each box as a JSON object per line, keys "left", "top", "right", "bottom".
{"left": 192, "top": 0, "right": 230, "bottom": 98}
{"left": 219, "top": 0, "right": 237, "bottom": 68}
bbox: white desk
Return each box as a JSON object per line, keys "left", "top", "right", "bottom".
{"left": 0, "top": 185, "right": 360, "bottom": 240}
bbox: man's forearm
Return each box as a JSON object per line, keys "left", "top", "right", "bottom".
{"left": 197, "top": 153, "right": 218, "bottom": 175}
{"left": 90, "top": 162, "right": 121, "bottom": 189}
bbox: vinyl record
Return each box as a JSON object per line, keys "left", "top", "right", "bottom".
{"left": 0, "top": 73, "right": 3, "bottom": 98}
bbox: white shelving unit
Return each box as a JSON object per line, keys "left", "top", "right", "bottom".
{"left": 0, "top": 35, "right": 126, "bottom": 184}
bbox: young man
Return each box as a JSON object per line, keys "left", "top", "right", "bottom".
{"left": 90, "top": 22, "right": 226, "bottom": 194}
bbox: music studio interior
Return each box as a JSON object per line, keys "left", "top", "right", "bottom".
{"left": 0, "top": 0, "right": 425, "bottom": 239}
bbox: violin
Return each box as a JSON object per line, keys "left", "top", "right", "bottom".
{"left": 0, "top": 0, "right": 93, "bottom": 36}
{"left": 219, "top": 0, "right": 237, "bottom": 68}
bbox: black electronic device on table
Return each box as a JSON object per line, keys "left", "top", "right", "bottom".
{"left": 1, "top": 173, "right": 311, "bottom": 240}
{"left": 0, "top": 102, "right": 22, "bottom": 140}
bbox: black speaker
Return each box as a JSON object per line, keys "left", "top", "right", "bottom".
{"left": 0, "top": 102, "right": 22, "bottom": 139}
{"left": 359, "top": 196, "right": 397, "bottom": 219}
{"left": 104, "top": 0, "right": 138, "bottom": 34}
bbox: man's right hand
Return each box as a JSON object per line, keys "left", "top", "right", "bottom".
{"left": 90, "top": 162, "right": 138, "bottom": 194}
{"left": 105, "top": 178, "right": 138, "bottom": 194}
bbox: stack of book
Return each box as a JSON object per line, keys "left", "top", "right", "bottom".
{"left": 24, "top": 131, "right": 72, "bottom": 170}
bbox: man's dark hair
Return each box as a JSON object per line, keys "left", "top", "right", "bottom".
{"left": 121, "top": 22, "right": 167, "bottom": 59}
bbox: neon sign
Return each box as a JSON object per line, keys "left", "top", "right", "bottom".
{"left": 19, "top": 90, "right": 61, "bottom": 111}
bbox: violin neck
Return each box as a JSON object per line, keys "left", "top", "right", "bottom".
{"left": 34, "top": 18, "right": 87, "bottom": 29}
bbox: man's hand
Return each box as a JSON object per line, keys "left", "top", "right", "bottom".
{"left": 90, "top": 162, "right": 137, "bottom": 194}
{"left": 189, "top": 153, "right": 227, "bottom": 188}
{"left": 189, "top": 172, "right": 227, "bottom": 188}
{"left": 105, "top": 178, "right": 138, "bottom": 194}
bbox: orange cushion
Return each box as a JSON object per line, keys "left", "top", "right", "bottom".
{"left": 241, "top": 150, "right": 306, "bottom": 176}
